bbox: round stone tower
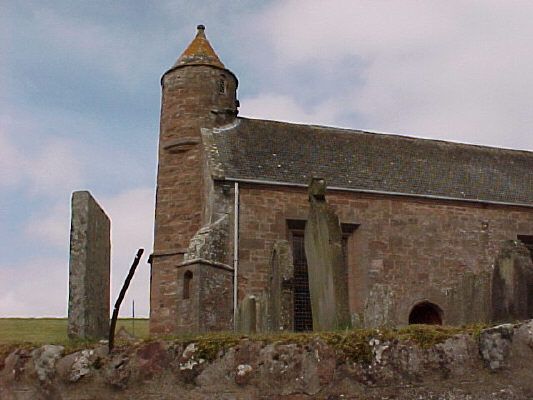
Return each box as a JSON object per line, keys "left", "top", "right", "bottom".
{"left": 150, "top": 25, "right": 239, "bottom": 335}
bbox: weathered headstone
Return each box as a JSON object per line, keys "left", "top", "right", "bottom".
{"left": 304, "top": 178, "right": 350, "bottom": 331}
{"left": 268, "top": 240, "right": 294, "bottom": 331}
{"left": 238, "top": 295, "right": 257, "bottom": 334}
{"left": 491, "top": 240, "right": 533, "bottom": 323}
{"left": 68, "top": 191, "right": 111, "bottom": 339}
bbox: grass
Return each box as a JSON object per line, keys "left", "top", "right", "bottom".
{"left": 0, "top": 319, "right": 487, "bottom": 365}
{"left": 0, "top": 318, "right": 150, "bottom": 344}
{"left": 163, "top": 323, "right": 488, "bottom": 364}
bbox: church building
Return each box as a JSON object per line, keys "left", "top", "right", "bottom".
{"left": 149, "top": 26, "right": 533, "bottom": 335}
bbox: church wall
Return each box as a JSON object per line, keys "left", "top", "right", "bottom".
{"left": 236, "top": 183, "right": 533, "bottom": 328}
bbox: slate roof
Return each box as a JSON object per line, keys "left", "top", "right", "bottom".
{"left": 172, "top": 25, "right": 225, "bottom": 70}
{"left": 206, "top": 118, "right": 533, "bottom": 206}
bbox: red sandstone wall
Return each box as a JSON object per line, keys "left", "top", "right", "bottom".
{"left": 3, "top": 321, "right": 533, "bottom": 399}
{"left": 150, "top": 64, "right": 237, "bottom": 335}
{"left": 236, "top": 183, "right": 533, "bottom": 327}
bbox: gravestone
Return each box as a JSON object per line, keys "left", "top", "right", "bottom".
{"left": 491, "top": 240, "right": 533, "bottom": 323}
{"left": 304, "top": 178, "right": 350, "bottom": 331}
{"left": 268, "top": 240, "right": 294, "bottom": 331}
{"left": 238, "top": 295, "right": 257, "bottom": 334}
{"left": 68, "top": 191, "right": 111, "bottom": 339}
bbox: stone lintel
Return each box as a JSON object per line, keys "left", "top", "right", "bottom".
{"left": 177, "top": 258, "right": 233, "bottom": 272}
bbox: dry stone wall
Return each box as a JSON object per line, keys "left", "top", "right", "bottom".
{"left": 3, "top": 321, "right": 533, "bottom": 399}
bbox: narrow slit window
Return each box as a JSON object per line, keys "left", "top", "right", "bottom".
{"left": 183, "top": 270, "right": 193, "bottom": 300}
{"left": 218, "top": 79, "right": 226, "bottom": 94}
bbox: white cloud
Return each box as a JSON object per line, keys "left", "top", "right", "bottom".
{"left": 24, "top": 202, "right": 70, "bottom": 248}
{"left": 0, "top": 113, "right": 83, "bottom": 194}
{"left": 240, "top": 93, "right": 342, "bottom": 126}
{"left": 26, "top": 7, "right": 166, "bottom": 86}
{"left": 4, "top": 187, "right": 154, "bottom": 318}
{"left": 25, "top": 138, "right": 84, "bottom": 195}
{"left": 0, "top": 257, "right": 68, "bottom": 317}
{"left": 1, "top": 100, "right": 155, "bottom": 317}
{"left": 0, "top": 129, "right": 23, "bottom": 187}
{"left": 103, "top": 187, "right": 154, "bottom": 318}
{"left": 247, "top": 0, "right": 533, "bottom": 150}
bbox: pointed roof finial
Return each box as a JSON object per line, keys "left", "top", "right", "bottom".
{"left": 173, "top": 25, "right": 225, "bottom": 69}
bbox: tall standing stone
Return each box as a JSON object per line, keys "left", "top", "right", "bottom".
{"left": 68, "top": 191, "right": 111, "bottom": 339}
{"left": 268, "top": 240, "right": 294, "bottom": 332}
{"left": 304, "top": 178, "right": 350, "bottom": 331}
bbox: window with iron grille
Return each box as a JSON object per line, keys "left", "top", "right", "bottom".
{"left": 518, "top": 235, "right": 533, "bottom": 261}
{"left": 292, "top": 234, "right": 313, "bottom": 332}
{"left": 291, "top": 233, "right": 349, "bottom": 332}
{"left": 218, "top": 78, "right": 226, "bottom": 94}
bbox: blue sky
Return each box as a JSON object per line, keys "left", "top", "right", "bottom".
{"left": 2, "top": 1, "right": 533, "bottom": 317}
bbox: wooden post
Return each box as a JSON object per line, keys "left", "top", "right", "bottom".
{"left": 108, "top": 248, "right": 144, "bottom": 353}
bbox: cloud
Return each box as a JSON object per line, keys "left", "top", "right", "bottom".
{"left": 246, "top": 0, "right": 533, "bottom": 150}
{"left": 4, "top": 187, "right": 154, "bottom": 317}
{"left": 0, "top": 130, "right": 23, "bottom": 188}
{"left": 25, "top": 6, "right": 166, "bottom": 86}
{"left": 0, "top": 257, "right": 68, "bottom": 317}
{"left": 0, "top": 113, "right": 83, "bottom": 194}
{"left": 240, "top": 93, "right": 343, "bottom": 126}
{"left": 24, "top": 202, "right": 70, "bottom": 248}
{"left": 0, "top": 99, "right": 155, "bottom": 317}
{"left": 103, "top": 187, "right": 154, "bottom": 318}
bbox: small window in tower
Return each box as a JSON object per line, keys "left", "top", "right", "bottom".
{"left": 218, "top": 78, "right": 226, "bottom": 95}
{"left": 183, "top": 270, "right": 193, "bottom": 300}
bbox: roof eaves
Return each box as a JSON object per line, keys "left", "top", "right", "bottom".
{"left": 223, "top": 176, "right": 533, "bottom": 209}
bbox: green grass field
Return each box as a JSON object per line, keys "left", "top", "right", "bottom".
{"left": 0, "top": 318, "right": 150, "bottom": 344}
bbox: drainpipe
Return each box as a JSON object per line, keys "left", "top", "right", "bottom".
{"left": 233, "top": 182, "right": 239, "bottom": 330}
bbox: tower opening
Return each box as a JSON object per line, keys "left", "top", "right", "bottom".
{"left": 408, "top": 301, "right": 443, "bottom": 325}
{"left": 183, "top": 270, "right": 193, "bottom": 300}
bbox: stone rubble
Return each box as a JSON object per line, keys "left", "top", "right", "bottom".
{"left": 2, "top": 320, "right": 533, "bottom": 399}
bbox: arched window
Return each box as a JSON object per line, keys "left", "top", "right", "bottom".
{"left": 183, "top": 270, "right": 193, "bottom": 300}
{"left": 408, "top": 301, "right": 443, "bottom": 325}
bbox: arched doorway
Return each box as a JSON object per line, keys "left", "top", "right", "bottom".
{"left": 408, "top": 301, "right": 443, "bottom": 325}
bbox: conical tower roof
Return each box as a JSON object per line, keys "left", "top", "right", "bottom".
{"left": 172, "top": 25, "right": 225, "bottom": 69}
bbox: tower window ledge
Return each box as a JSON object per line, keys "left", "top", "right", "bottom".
{"left": 210, "top": 108, "right": 237, "bottom": 115}
{"left": 163, "top": 137, "right": 201, "bottom": 153}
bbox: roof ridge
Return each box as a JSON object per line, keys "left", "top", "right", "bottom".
{"left": 236, "top": 117, "right": 533, "bottom": 155}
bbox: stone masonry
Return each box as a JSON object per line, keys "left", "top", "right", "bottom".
{"left": 150, "top": 26, "right": 533, "bottom": 335}
{"left": 68, "top": 191, "right": 110, "bottom": 340}
{"left": 235, "top": 184, "right": 533, "bottom": 328}
{"left": 150, "top": 26, "right": 238, "bottom": 335}
{"left": 5, "top": 320, "right": 533, "bottom": 399}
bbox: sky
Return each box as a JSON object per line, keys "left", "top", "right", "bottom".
{"left": 1, "top": 1, "right": 533, "bottom": 318}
